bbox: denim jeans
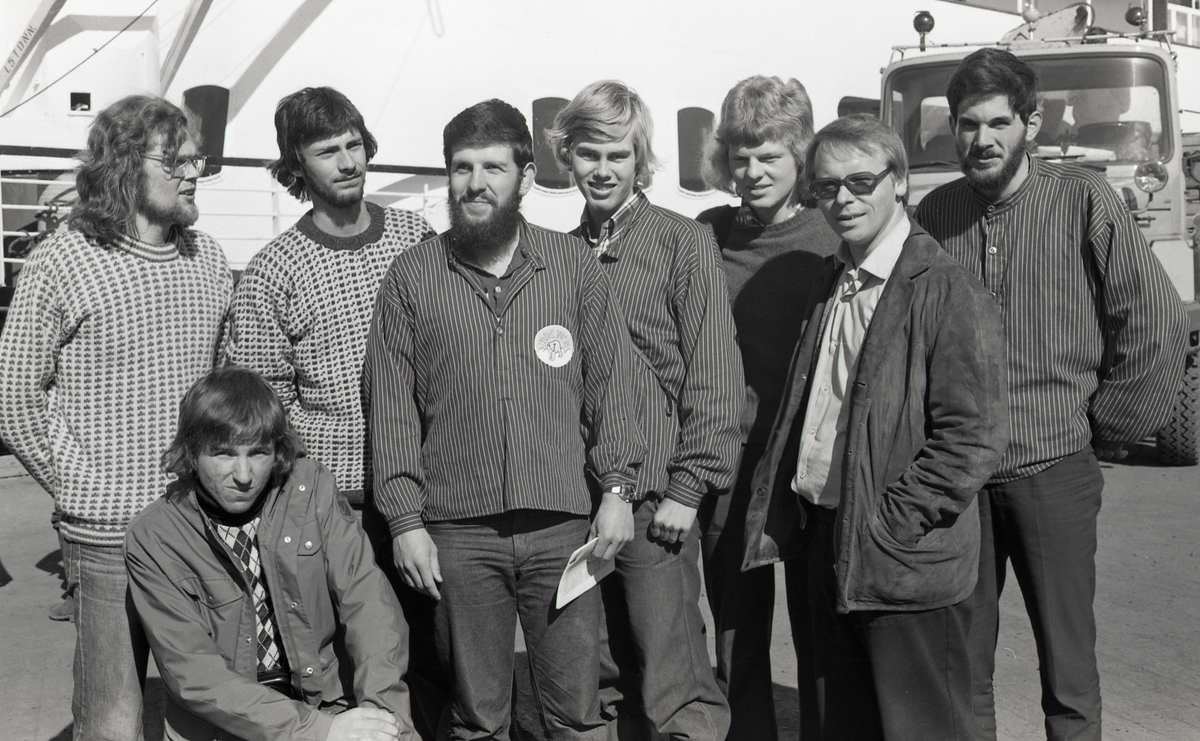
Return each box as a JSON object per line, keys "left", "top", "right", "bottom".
{"left": 599, "top": 496, "right": 730, "bottom": 741}
{"left": 699, "top": 443, "right": 779, "bottom": 741}
{"left": 428, "top": 511, "right": 606, "bottom": 741}
{"left": 971, "top": 448, "right": 1105, "bottom": 741}
{"left": 63, "top": 540, "right": 149, "bottom": 741}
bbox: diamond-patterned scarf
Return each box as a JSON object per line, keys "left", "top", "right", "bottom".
{"left": 214, "top": 518, "right": 286, "bottom": 674}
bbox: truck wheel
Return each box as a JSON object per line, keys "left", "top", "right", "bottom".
{"left": 1157, "top": 356, "right": 1199, "bottom": 466}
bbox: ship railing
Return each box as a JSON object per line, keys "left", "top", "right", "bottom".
{"left": 0, "top": 146, "right": 447, "bottom": 289}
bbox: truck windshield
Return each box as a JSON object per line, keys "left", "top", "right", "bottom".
{"left": 886, "top": 52, "right": 1172, "bottom": 168}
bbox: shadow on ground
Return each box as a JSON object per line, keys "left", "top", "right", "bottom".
{"left": 1109, "top": 440, "right": 1169, "bottom": 468}
{"left": 35, "top": 548, "right": 64, "bottom": 580}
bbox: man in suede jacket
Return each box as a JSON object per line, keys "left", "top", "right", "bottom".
{"left": 742, "top": 115, "right": 1009, "bottom": 741}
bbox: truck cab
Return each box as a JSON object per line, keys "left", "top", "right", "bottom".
{"left": 882, "top": 24, "right": 1200, "bottom": 464}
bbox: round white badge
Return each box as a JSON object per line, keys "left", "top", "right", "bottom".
{"left": 534, "top": 325, "right": 574, "bottom": 367}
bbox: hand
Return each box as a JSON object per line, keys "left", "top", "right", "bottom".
{"left": 648, "top": 498, "right": 697, "bottom": 545}
{"left": 328, "top": 707, "right": 401, "bottom": 741}
{"left": 1093, "top": 439, "right": 1129, "bottom": 462}
{"left": 589, "top": 493, "right": 634, "bottom": 560}
{"left": 393, "top": 529, "right": 442, "bottom": 601}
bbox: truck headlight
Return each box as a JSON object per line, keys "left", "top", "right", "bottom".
{"left": 1134, "top": 162, "right": 1168, "bottom": 193}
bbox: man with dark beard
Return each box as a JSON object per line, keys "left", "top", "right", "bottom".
{"left": 0, "top": 94, "right": 231, "bottom": 741}
{"left": 364, "top": 99, "right": 645, "bottom": 741}
{"left": 914, "top": 49, "right": 1186, "bottom": 741}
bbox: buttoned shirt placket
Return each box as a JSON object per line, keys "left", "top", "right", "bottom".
{"left": 978, "top": 197, "right": 1010, "bottom": 311}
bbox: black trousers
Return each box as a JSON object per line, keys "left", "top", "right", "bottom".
{"left": 790, "top": 499, "right": 975, "bottom": 741}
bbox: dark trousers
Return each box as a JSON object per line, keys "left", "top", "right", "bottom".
{"left": 794, "top": 500, "right": 975, "bottom": 741}
{"left": 699, "top": 443, "right": 780, "bottom": 741}
{"left": 363, "top": 502, "right": 452, "bottom": 741}
{"left": 970, "top": 448, "right": 1105, "bottom": 741}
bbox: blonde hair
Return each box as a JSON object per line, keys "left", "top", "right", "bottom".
{"left": 703, "top": 76, "right": 814, "bottom": 196}
{"left": 547, "top": 80, "right": 660, "bottom": 185}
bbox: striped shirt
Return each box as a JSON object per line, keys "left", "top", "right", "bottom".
{"left": 572, "top": 192, "right": 744, "bottom": 508}
{"left": 366, "top": 219, "right": 645, "bottom": 536}
{"left": 914, "top": 155, "right": 1187, "bottom": 482}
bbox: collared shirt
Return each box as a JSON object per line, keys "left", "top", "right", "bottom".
{"left": 792, "top": 216, "right": 911, "bottom": 507}
{"left": 458, "top": 241, "right": 526, "bottom": 316}
{"left": 915, "top": 155, "right": 1186, "bottom": 482}
{"left": 366, "top": 219, "right": 644, "bottom": 536}
{"left": 572, "top": 191, "right": 744, "bottom": 508}
{"left": 578, "top": 191, "right": 640, "bottom": 258}
{"left": 733, "top": 202, "right": 767, "bottom": 230}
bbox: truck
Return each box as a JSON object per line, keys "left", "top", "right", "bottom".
{"left": 879, "top": 3, "right": 1200, "bottom": 465}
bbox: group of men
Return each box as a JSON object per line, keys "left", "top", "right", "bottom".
{"left": 0, "top": 47, "right": 1187, "bottom": 741}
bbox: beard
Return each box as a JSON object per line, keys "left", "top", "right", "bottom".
{"left": 137, "top": 180, "right": 199, "bottom": 231}
{"left": 957, "top": 137, "right": 1026, "bottom": 195}
{"left": 448, "top": 186, "right": 523, "bottom": 266}
{"left": 306, "top": 173, "right": 364, "bottom": 209}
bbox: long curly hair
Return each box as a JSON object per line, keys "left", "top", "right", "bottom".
{"left": 68, "top": 95, "right": 198, "bottom": 245}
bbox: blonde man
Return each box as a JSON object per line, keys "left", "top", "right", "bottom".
{"left": 549, "top": 80, "right": 742, "bottom": 741}
{"left": 697, "top": 75, "right": 840, "bottom": 740}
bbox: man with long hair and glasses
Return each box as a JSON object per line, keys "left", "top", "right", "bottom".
{"left": 126, "top": 366, "right": 415, "bottom": 741}
{"left": 0, "top": 94, "right": 232, "bottom": 740}
{"left": 744, "top": 115, "right": 1008, "bottom": 740}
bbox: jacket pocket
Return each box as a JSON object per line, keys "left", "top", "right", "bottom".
{"left": 178, "top": 575, "right": 244, "bottom": 658}
{"left": 854, "top": 501, "right": 977, "bottom": 608}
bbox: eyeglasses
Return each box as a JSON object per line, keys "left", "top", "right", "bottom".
{"left": 809, "top": 166, "right": 894, "bottom": 200}
{"left": 143, "top": 153, "right": 207, "bottom": 178}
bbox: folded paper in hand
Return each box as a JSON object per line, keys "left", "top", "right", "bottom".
{"left": 555, "top": 537, "right": 615, "bottom": 609}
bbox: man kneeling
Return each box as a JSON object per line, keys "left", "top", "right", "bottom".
{"left": 126, "top": 366, "right": 414, "bottom": 741}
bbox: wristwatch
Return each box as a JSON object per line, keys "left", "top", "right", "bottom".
{"left": 607, "top": 483, "right": 639, "bottom": 504}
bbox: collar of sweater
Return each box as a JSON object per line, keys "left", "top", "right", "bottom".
{"left": 295, "top": 200, "right": 386, "bottom": 251}
{"left": 113, "top": 232, "right": 185, "bottom": 262}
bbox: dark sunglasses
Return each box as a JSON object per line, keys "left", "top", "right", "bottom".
{"left": 809, "top": 166, "right": 894, "bottom": 200}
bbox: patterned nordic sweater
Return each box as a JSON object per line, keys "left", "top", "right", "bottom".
{"left": 0, "top": 229, "right": 232, "bottom": 546}
{"left": 223, "top": 203, "right": 435, "bottom": 499}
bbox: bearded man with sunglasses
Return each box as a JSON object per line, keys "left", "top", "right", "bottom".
{"left": 0, "top": 94, "right": 232, "bottom": 741}
{"left": 742, "top": 114, "right": 1008, "bottom": 741}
